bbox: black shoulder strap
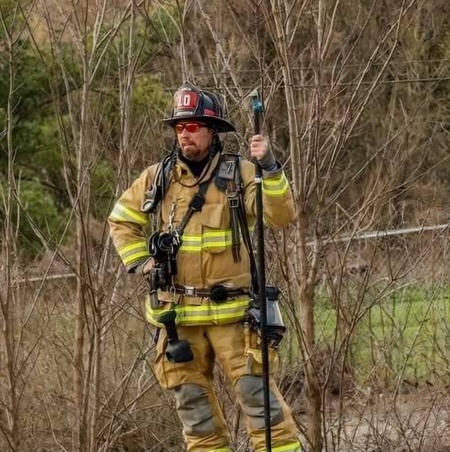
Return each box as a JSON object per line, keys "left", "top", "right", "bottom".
{"left": 175, "top": 153, "right": 223, "bottom": 236}
{"left": 176, "top": 176, "right": 211, "bottom": 236}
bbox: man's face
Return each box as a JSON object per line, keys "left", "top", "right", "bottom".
{"left": 175, "top": 121, "right": 213, "bottom": 162}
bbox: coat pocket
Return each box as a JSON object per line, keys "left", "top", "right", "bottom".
{"left": 201, "top": 203, "right": 228, "bottom": 254}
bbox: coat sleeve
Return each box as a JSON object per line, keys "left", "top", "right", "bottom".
{"left": 241, "top": 160, "right": 296, "bottom": 228}
{"left": 108, "top": 166, "right": 156, "bottom": 272}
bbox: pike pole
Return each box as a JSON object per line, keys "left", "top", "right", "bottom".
{"left": 250, "top": 89, "right": 272, "bottom": 451}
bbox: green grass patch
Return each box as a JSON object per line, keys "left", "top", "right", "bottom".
{"left": 310, "top": 284, "right": 450, "bottom": 385}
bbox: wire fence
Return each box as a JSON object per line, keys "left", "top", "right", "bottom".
{"left": 13, "top": 222, "right": 450, "bottom": 284}
{"left": 290, "top": 223, "right": 450, "bottom": 389}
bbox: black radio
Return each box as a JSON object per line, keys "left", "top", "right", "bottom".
{"left": 147, "top": 231, "right": 179, "bottom": 307}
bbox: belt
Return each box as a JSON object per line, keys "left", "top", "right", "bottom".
{"left": 173, "top": 284, "right": 248, "bottom": 302}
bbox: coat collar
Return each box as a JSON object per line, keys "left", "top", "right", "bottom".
{"left": 173, "top": 151, "right": 221, "bottom": 183}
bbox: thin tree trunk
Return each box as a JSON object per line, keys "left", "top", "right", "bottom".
{"left": 73, "top": 62, "right": 92, "bottom": 451}
{"left": 269, "top": 1, "right": 323, "bottom": 449}
{"left": 298, "top": 217, "right": 323, "bottom": 452}
{"left": 0, "top": 9, "right": 21, "bottom": 450}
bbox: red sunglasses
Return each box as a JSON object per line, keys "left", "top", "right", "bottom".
{"left": 174, "top": 122, "right": 207, "bottom": 134}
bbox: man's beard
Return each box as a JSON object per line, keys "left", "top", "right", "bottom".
{"left": 180, "top": 143, "right": 207, "bottom": 161}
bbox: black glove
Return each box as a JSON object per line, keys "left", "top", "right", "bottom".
{"left": 258, "top": 149, "right": 278, "bottom": 171}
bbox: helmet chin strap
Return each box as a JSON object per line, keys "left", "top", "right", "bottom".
{"left": 209, "top": 129, "right": 223, "bottom": 157}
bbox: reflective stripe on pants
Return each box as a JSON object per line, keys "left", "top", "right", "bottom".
{"left": 256, "top": 440, "right": 303, "bottom": 452}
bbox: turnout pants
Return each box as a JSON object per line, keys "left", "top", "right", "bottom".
{"left": 154, "top": 322, "right": 302, "bottom": 452}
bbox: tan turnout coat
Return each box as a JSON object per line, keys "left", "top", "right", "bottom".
{"left": 108, "top": 151, "right": 295, "bottom": 326}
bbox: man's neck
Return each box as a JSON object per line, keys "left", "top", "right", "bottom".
{"left": 179, "top": 152, "right": 210, "bottom": 178}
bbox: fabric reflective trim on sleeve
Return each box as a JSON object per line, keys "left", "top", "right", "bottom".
{"left": 256, "top": 441, "right": 303, "bottom": 452}
{"left": 145, "top": 297, "right": 250, "bottom": 326}
{"left": 109, "top": 202, "right": 149, "bottom": 226}
{"left": 262, "top": 173, "right": 289, "bottom": 197}
{"left": 117, "top": 240, "right": 150, "bottom": 266}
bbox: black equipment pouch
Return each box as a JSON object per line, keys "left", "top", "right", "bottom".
{"left": 209, "top": 284, "right": 230, "bottom": 303}
{"left": 157, "top": 310, "right": 193, "bottom": 363}
{"left": 246, "top": 285, "right": 286, "bottom": 349}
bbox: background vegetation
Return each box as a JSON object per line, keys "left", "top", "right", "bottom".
{"left": 1, "top": 0, "right": 450, "bottom": 451}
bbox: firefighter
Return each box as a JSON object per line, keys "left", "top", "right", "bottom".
{"left": 108, "top": 82, "right": 302, "bottom": 452}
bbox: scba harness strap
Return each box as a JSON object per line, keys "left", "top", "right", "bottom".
{"left": 216, "top": 153, "right": 243, "bottom": 262}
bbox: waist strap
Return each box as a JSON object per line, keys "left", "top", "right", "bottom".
{"left": 173, "top": 284, "right": 248, "bottom": 300}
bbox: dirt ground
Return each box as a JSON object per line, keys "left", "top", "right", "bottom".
{"left": 312, "top": 389, "right": 450, "bottom": 452}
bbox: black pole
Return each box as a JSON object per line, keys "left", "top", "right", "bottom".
{"left": 250, "top": 89, "right": 272, "bottom": 451}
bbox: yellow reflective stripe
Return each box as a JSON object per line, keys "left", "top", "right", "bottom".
{"left": 179, "top": 230, "right": 235, "bottom": 252}
{"left": 178, "top": 299, "right": 249, "bottom": 323}
{"left": 179, "top": 314, "right": 246, "bottom": 325}
{"left": 203, "top": 230, "right": 232, "bottom": 248}
{"left": 146, "top": 297, "right": 250, "bottom": 326}
{"left": 179, "top": 235, "right": 202, "bottom": 251}
{"left": 262, "top": 173, "right": 289, "bottom": 197}
{"left": 203, "top": 230, "right": 229, "bottom": 238}
{"left": 109, "top": 202, "right": 149, "bottom": 226}
{"left": 257, "top": 442, "right": 303, "bottom": 452}
{"left": 117, "top": 240, "right": 149, "bottom": 266}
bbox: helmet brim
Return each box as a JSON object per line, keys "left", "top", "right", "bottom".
{"left": 163, "top": 115, "right": 236, "bottom": 133}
